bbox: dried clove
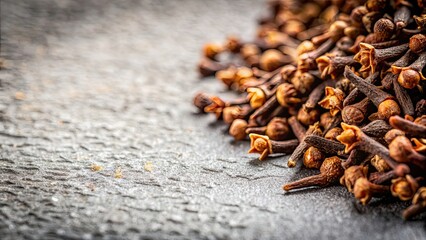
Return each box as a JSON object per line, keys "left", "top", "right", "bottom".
{"left": 194, "top": 0, "right": 426, "bottom": 220}
{"left": 283, "top": 156, "right": 344, "bottom": 191}
{"left": 403, "top": 187, "right": 426, "bottom": 219}
{"left": 248, "top": 134, "right": 299, "bottom": 160}
{"left": 344, "top": 67, "right": 401, "bottom": 120}
{"left": 353, "top": 177, "right": 390, "bottom": 205}
{"left": 287, "top": 122, "right": 322, "bottom": 168}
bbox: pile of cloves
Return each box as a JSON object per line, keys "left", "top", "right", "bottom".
{"left": 193, "top": 0, "right": 426, "bottom": 219}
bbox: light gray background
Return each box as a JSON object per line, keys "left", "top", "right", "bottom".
{"left": 1, "top": 0, "right": 425, "bottom": 239}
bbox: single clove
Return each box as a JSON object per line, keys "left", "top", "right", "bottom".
{"left": 283, "top": 156, "right": 344, "bottom": 191}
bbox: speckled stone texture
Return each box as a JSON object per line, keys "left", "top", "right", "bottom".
{"left": 0, "top": 0, "right": 425, "bottom": 239}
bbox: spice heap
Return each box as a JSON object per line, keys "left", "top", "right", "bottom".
{"left": 194, "top": 0, "right": 426, "bottom": 219}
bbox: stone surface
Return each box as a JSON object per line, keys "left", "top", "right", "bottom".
{"left": 0, "top": 0, "right": 425, "bottom": 239}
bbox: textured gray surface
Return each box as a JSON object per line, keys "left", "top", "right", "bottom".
{"left": 0, "top": 0, "right": 425, "bottom": 239}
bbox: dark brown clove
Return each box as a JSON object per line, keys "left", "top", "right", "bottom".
{"left": 389, "top": 136, "right": 426, "bottom": 169}
{"left": 403, "top": 187, "right": 426, "bottom": 219}
{"left": 391, "top": 175, "right": 419, "bottom": 201}
{"left": 392, "top": 76, "right": 415, "bottom": 117}
{"left": 342, "top": 149, "right": 373, "bottom": 169}
{"left": 342, "top": 98, "right": 371, "bottom": 125}
{"left": 259, "top": 49, "right": 292, "bottom": 72}
{"left": 373, "top": 18, "right": 395, "bottom": 41}
{"left": 381, "top": 49, "right": 416, "bottom": 89}
{"left": 283, "top": 156, "right": 344, "bottom": 191}
{"left": 361, "top": 120, "right": 393, "bottom": 138}
{"left": 298, "top": 38, "right": 335, "bottom": 71}
{"left": 316, "top": 55, "right": 357, "bottom": 79}
{"left": 193, "top": 92, "right": 213, "bottom": 113}
{"left": 344, "top": 66, "right": 401, "bottom": 120}
{"left": 297, "top": 108, "right": 321, "bottom": 126}
{"left": 198, "top": 58, "right": 228, "bottom": 77}
{"left": 393, "top": 2, "right": 411, "bottom": 30}
{"left": 304, "top": 79, "right": 335, "bottom": 110}
{"left": 245, "top": 117, "right": 290, "bottom": 141}
{"left": 288, "top": 116, "right": 306, "bottom": 141}
{"left": 353, "top": 43, "right": 409, "bottom": 74}
{"left": 249, "top": 95, "right": 279, "bottom": 120}
{"left": 353, "top": 177, "right": 390, "bottom": 205}
{"left": 287, "top": 122, "right": 322, "bottom": 167}
{"left": 304, "top": 135, "right": 345, "bottom": 155}
{"left": 389, "top": 115, "right": 426, "bottom": 138}
{"left": 343, "top": 72, "right": 379, "bottom": 107}
{"left": 384, "top": 129, "right": 406, "bottom": 144}
{"left": 340, "top": 165, "right": 368, "bottom": 193}
{"left": 336, "top": 123, "right": 406, "bottom": 172}
{"left": 322, "top": 114, "right": 343, "bottom": 135}
{"left": 248, "top": 134, "right": 299, "bottom": 160}
{"left": 276, "top": 83, "right": 302, "bottom": 107}
{"left": 392, "top": 52, "right": 426, "bottom": 89}
{"left": 222, "top": 104, "right": 252, "bottom": 124}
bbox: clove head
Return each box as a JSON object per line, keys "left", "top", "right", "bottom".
{"left": 373, "top": 18, "right": 395, "bottom": 42}
{"left": 319, "top": 87, "right": 345, "bottom": 116}
{"left": 280, "top": 65, "right": 297, "bottom": 82}
{"left": 409, "top": 34, "right": 426, "bottom": 54}
{"left": 353, "top": 43, "right": 376, "bottom": 73}
{"left": 353, "top": 177, "right": 389, "bottom": 205}
{"left": 340, "top": 165, "right": 368, "bottom": 193}
{"left": 291, "top": 71, "right": 315, "bottom": 94}
{"left": 265, "top": 117, "right": 290, "bottom": 140}
{"left": 297, "top": 40, "right": 315, "bottom": 56}
{"left": 248, "top": 134, "right": 272, "bottom": 160}
{"left": 247, "top": 87, "right": 266, "bottom": 109}
{"left": 325, "top": 127, "right": 343, "bottom": 141}
{"left": 342, "top": 103, "right": 368, "bottom": 125}
{"left": 391, "top": 175, "right": 419, "bottom": 201}
{"left": 316, "top": 55, "right": 333, "bottom": 79}
{"left": 204, "top": 96, "right": 226, "bottom": 119}
{"left": 394, "top": 67, "right": 426, "bottom": 89}
{"left": 377, "top": 99, "right": 401, "bottom": 120}
{"left": 259, "top": 49, "right": 287, "bottom": 72}
{"left": 229, "top": 119, "right": 248, "bottom": 140}
{"left": 303, "top": 146, "right": 324, "bottom": 169}
{"left": 297, "top": 108, "right": 320, "bottom": 126}
{"left": 276, "top": 83, "right": 301, "bottom": 107}
{"left": 336, "top": 123, "right": 362, "bottom": 153}
{"left": 224, "top": 35, "right": 241, "bottom": 53}
{"left": 193, "top": 92, "right": 213, "bottom": 112}
{"left": 222, "top": 106, "right": 244, "bottom": 124}
{"left": 203, "top": 43, "right": 223, "bottom": 59}
{"left": 384, "top": 129, "right": 405, "bottom": 144}
{"left": 216, "top": 67, "right": 237, "bottom": 88}
{"left": 370, "top": 155, "right": 391, "bottom": 172}
{"left": 320, "top": 112, "right": 333, "bottom": 129}
{"left": 389, "top": 136, "right": 417, "bottom": 163}
{"left": 403, "top": 187, "right": 426, "bottom": 220}
{"left": 319, "top": 156, "right": 345, "bottom": 184}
